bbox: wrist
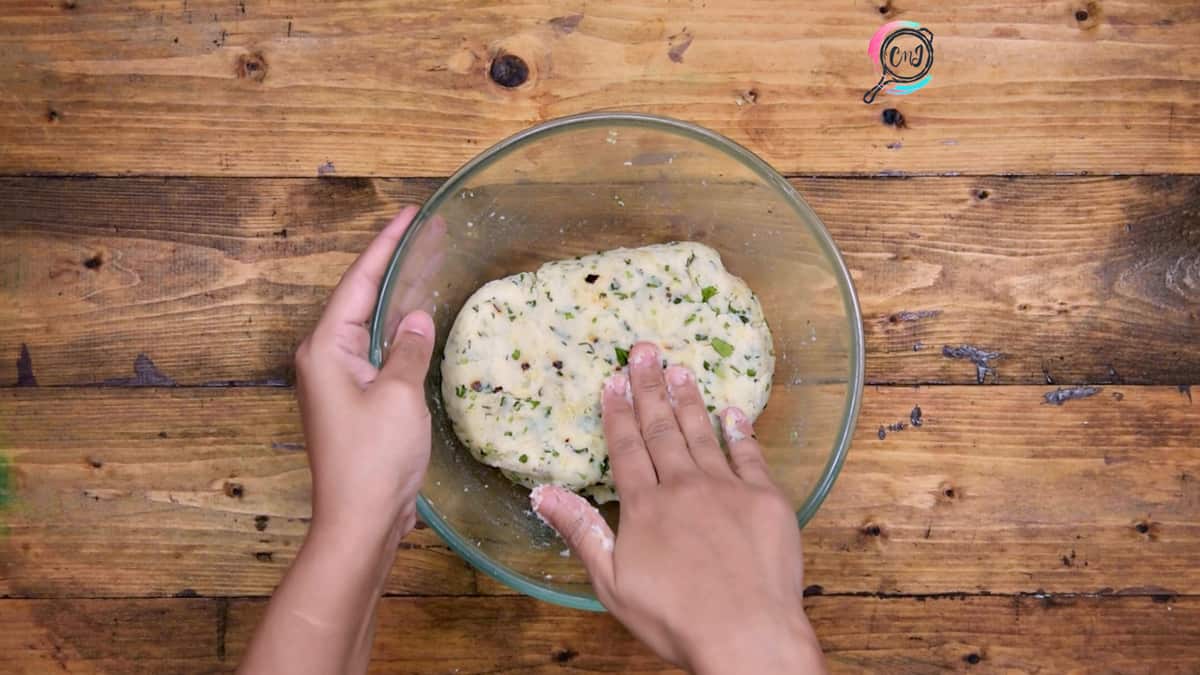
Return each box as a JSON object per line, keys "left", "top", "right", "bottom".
{"left": 304, "top": 511, "right": 406, "bottom": 585}
{"left": 687, "top": 611, "right": 825, "bottom": 675}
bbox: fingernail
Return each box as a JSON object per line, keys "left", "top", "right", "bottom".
{"left": 604, "top": 373, "right": 629, "bottom": 395}
{"left": 399, "top": 311, "right": 433, "bottom": 337}
{"left": 721, "top": 407, "right": 747, "bottom": 441}
{"left": 665, "top": 365, "right": 691, "bottom": 388}
{"left": 629, "top": 343, "right": 658, "bottom": 367}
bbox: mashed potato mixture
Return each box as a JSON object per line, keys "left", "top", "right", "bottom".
{"left": 440, "top": 242, "right": 774, "bottom": 502}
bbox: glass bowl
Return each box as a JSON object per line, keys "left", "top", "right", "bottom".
{"left": 370, "top": 112, "right": 863, "bottom": 611}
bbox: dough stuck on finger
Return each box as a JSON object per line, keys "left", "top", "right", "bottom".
{"left": 441, "top": 242, "right": 774, "bottom": 502}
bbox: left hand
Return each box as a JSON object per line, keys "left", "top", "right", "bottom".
{"left": 294, "top": 206, "right": 437, "bottom": 541}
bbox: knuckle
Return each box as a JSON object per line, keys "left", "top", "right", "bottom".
{"left": 633, "top": 374, "right": 666, "bottom": 395}
{"left": 608, "top": 434, "right": 644, "bottom": 460}
{"left": 689, "top": 433, "right": 722, "bottom": 455}
{"left": 562, "top": 513, "right": 591, "bottom": 547}
{"left": 751, "top": 491, "right": 792, "bottom": 520}
{"left": 641, "top": 416, "right": 680, "bottom": 444}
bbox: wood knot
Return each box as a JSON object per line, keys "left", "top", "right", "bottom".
{"left": 973, "top": 189, "right": 990, "bottom": 200}
{"left": 964, "top": 653, "right": 981, "bottom": 665}
{"left": 224, "top": 481, "right": 245, "bottom": 499}
{"left": 489, "top": 53, "right": 529, "bottom": 88}
{"left": 1074, "top": 2, "right": 1100, "bottom": 28}
{"left": 83, "top": 254, "right": 103, "bottom": 269}
{"left": 862, "top": 523, "right": 883, "bottom": 537}
{"left": 552, "top": 648, "right": 578, "bottom": 663}
{"left": 254, "top": 515, "right": 270, "bottom": 531}
{"left": 235, "top": 51, "right": 268, "bottom": 82}
{"left": 880, "top": 108, "right": 906, "bottom": 128}
{"left": 46, "top": 109, "right": 61, "bottom": 123}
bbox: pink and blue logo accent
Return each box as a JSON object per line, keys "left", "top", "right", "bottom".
{"left": 864, "top": 21, "right": 934, "bottom": 104}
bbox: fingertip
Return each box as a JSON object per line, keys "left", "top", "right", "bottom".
{"left": 629, "top": 342, "right": 659, "bottom": 368}
{"left": 664, "top": 364, "right": 693, "bottom": 389}
{"left": 602, "top": 372, "right": 632, "bottom": 409}
{"left": 396, "top": 309, "right": 434, "bottom": 339}
{"left": 720, "top": 406, "right": 750, "bottom": 443}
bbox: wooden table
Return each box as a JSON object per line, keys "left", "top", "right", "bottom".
{"left": 1, "top": 2, "right": 1198, "bottom": 672}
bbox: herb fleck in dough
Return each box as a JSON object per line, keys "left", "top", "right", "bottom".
{"left": 441, "top": 242, "right": 774, "bottom": 502}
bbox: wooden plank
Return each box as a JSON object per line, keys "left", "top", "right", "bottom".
{"left": 3, "top": 175, "right": 1197, "bottom": 386}
{"left": 1, "top": 385, "right": 1196, "bottom": 599}
{"left": 2, "top": 595, "right": 1197, "bottom": 673}
{"left": 0, "top": 598, "right": 225, "bottom": 674}
{"left": 0, "top": 1, "right": 1196, "bottom": 177}
{"left": 0, "top": 387, "right": 478, "bottom": 599}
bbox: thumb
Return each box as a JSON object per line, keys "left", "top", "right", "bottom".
{"left": 531, "top": 485, "right": 616, "bottom": 598}
{"left": 378, "top": 310, "right": 435, "bottom": 388}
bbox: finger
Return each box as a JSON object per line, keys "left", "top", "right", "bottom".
{"left": 322, "top": 206, "right": 419, "bottom": 328}
{"left": 628, "top": 343, "right": 696, "bottom": 481}
{"left": 376, "top": 310, "right": 436, "bottom": 388}
{"left": 601, "top": 372, "right": 658, "bottom": 495}
{"left": 381, "top": 215, "right": 448, "bottom": 340}
{"left": 531, "top": 485, "right": 616, "bottom": 600}
{"left": 665, "top": 365, "right": 733, "bottom": 478}
{"left": 720, "top": 407, "right": 773, "bottom": 486}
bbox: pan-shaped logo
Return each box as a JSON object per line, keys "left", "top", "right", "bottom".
{"left": 864, "top": 21, "right": 934, "bottom": 104}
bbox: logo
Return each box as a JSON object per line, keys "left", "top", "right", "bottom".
{"left": 863, "top": 21, "right": 934, "bottom": 104}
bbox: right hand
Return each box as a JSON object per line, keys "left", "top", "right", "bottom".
{"left": 532, "top": 342, "right": 826, "bottom": 674}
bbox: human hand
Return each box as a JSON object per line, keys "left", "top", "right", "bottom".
{"left": 295, "top": 206, "right": 437, "bottom": 543}
{"left": 532, "top": 342, "right": 826, "bottom": 674}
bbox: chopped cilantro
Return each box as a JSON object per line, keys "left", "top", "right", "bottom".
{"left": 614, "top": 346, "right": 630, "bottom": 367}
{"left": 564, "top": 311, "right": 575, "bottom": 319}
{"left": 519, "top": 454, "right": 529, "bottom": 463}
{"left": 684, "top": 313, "right": 697, "bottom": 324}
{"left": 701, "top": 286, "right": 718, "bottom": 302}
{"left": 706, "top": 405, "right": 716, "bottom": 412}
{"left": 747, "top": 368, "right": 757, "bottom": 377}
{"left": 511, "top": 349, "right": 521, "bottom": 360}
{"left": 710, "top": 337, "right": 734, "bottom": 358}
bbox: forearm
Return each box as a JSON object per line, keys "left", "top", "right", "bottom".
{"left": 238, "top": 518, "right": 401, "bottom": 675}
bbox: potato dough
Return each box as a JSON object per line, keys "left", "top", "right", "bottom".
{"left": 441, "top": 242, "right": 774, "bottom": 502}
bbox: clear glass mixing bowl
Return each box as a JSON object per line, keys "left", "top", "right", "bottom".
{"left": 370, "top": 112, "right": 863, "bottom": 611}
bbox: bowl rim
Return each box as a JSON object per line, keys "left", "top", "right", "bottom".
{"left": 369, "top": 111, "right": 865, "bottom": 613}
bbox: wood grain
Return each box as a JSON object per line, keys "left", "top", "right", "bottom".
{"left": 2, "top": 595, "right": 1197, "bottom": 673}
{"left": 0, "top": 1, "right": 1197, "bottom": 177}
{"left": 3, "top": 175, "right": 1197, "bottom": 386}
{"left": 2, "top": 385, "right": 1196, "bottom": 599}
